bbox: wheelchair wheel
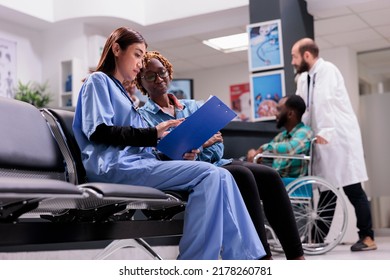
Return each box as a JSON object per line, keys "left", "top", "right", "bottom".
{"left": 285, "top": 176, "right": 348, "bottom": 255}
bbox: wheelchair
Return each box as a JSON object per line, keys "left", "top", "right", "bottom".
{"left": 253, "top": 138, "right": 348, "bottom": 255}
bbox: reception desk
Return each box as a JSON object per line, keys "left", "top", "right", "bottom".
{"left": 221, "top": 120, "right": 280, "bottom": 160}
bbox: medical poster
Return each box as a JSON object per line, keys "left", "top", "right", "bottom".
{"left": 0, "top": 38, "right": 17, "bottom": 98}
{"left": 230, "top": 82, "right": 251, "bottom": 121}
{"left": 247, "top": 19, "right": 284, "bottom": 72}
{"left": 250, "top": 70, "right": 285, "bottom": 122}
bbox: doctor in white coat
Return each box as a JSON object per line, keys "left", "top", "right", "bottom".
{"left": 291, "top": 38, "right": 376, "bottom": 252}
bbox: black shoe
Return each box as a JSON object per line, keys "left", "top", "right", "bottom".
{"left": 351, "top": 236, "right": 377, "bottom": 251}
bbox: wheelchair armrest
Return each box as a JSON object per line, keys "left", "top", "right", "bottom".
{"left": 253, "top": 152, "right": 310, "bottom": 163}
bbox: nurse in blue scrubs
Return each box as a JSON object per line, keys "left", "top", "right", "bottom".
{"left": 72, "top": 27, "right": 265, "bottom": 260}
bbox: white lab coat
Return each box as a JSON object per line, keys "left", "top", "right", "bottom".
{"left": 295, "top": 58, "right": 368, "bottom": 188}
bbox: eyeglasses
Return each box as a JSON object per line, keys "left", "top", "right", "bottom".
{"left": 140, "top": 68, "right": 169, "bottom": 82}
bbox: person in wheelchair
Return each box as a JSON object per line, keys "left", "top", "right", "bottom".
{"left": 138, "top": 51, "right": 305, "bottom": 260}
{"left": 246, "top": 96, "right": 316, "bottom": 252}
{"left": 246, "top": 95, "right": 313, "bottom": 179}
{"left": 248, "top": 95, "right": 350, "bottom": 254}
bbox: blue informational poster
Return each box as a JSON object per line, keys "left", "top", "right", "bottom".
{"left": 247, "top": 19, "right": 284, "bottom": 72}
{"left": 250, "top": 70, "right": 285, "bottom": 122}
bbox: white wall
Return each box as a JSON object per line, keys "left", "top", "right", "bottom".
{"left": 360, "top": 93, "right": 390, "bottom": 228}
{"left": 0, "top": 19, "right": 91, "bottom": 107}
{"left": 176, "top": 61, "right": 250, "bottom": 105}
{"left": 0, "top": 0, "right": 53, "bottom": 21}
{"left": 41, "top": 21, "right": 90, "bottom": 106}
{"left": 0, "top": 19, "right": 43, "bottom": 88}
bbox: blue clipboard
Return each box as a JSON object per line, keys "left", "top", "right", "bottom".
{"left": 157, "top": 95, "right": 237, "bottom": 160}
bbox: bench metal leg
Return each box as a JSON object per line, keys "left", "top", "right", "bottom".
{"left": 93, "top": 238, "right": 163, "bottom": 260}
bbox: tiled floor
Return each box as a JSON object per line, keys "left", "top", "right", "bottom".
{"left": 1, "top": 231, "right": 389, "bottom": 260}
{"left": 273, "top": 235, "right": 390, "bottom": 260}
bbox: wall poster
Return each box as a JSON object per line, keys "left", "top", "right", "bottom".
{"left": 247, "top": 19, "right": 284, "bottom": 72}
{"left": 250, "top": 70, "right": 285, "bottom": 122}
{"left": 230, "top": 82, "right": 251, "bottom": 121}
{"left": 0, "top": 38, "right": 17, "bottom": 98}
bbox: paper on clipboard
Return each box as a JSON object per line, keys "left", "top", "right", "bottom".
{"left": 157, "top": 95, "right": 237, "bottom": 160}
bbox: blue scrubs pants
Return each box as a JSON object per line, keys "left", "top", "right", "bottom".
{"left": 121, "top": 159, "right": 265, "bottom": 260}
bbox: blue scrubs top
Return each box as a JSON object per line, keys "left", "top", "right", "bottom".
{"left": 72, "top": 72, "right": 156, "bottom": 183}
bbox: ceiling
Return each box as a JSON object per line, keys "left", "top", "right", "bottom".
{"left": 89, "top": 0, "right": 390, "bottom": 81}
{"left": 2, "top": 0, "right": 390, "bottom": 80}
{"left": 309, "top": 0, "right": 390, "bottom": 81}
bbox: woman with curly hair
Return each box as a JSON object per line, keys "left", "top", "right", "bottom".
{"left": 138, "top": 50, "right": 304, "bottom": 260}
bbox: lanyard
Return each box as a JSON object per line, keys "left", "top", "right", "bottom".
{"left": 306, "top": 73, "right": 316, "bottom": 111}
{"left": 307, "top": 74, "right": 311, "bottom": 110}
{"left": 109, "top": 75, "right": 137, "bottom": 107}
{"left": 108, "top": 75, "right": 150, "bottom": 125}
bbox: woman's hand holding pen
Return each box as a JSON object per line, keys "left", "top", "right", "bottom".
{"left": 156, "top": 118, "right": 184, "bottom": 138}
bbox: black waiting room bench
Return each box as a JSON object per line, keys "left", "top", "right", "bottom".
{"left": 0, "top": 97, "right": 186, "bottom": 259}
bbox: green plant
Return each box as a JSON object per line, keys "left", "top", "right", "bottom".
{"left": 14, "top": 80, "right": 52, "bottom": 108}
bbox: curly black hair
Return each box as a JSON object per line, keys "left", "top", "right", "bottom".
{"left": 285, "top": 95, "right": 306, "bottom": 120}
